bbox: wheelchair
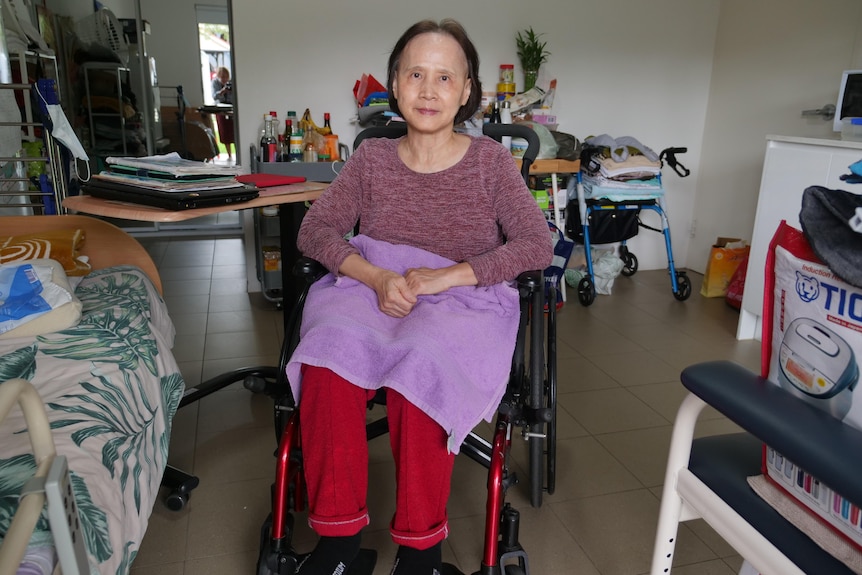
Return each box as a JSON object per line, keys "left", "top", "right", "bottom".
{"left": 252, "top": 123, "right": 559, "bottom": 575}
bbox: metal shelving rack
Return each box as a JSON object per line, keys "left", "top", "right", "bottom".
{"left": 80, "top": 62, "right": 132, "bottom": 156}
{"left": 0, "top": 51, "right": 69, "bottom": 215}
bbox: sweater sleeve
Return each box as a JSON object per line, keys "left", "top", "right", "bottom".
{"left": 465, "top": 143, "right": 554, "bottom": 286}
{"left": 295, "top": 146, "right": 366, "bottom": 274}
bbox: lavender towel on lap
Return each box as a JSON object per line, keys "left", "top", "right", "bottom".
{"left": 286, "top": 235, "right": 521, "bottom": 453}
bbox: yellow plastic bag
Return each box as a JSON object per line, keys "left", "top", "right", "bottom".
{"left": 700, "top": 237, "right": 750, "bottom": 298}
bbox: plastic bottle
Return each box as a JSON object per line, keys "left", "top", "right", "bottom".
{"left": 500, "top": 100, "right": 512, "bottom": 151}
{"left": 287, "top": 111, "right": 303, "bottom": 162}
{"left": 489, "top": 100, "right": 502, "bottom": 124}
{"left": 286, "top": 111, "right": 298, "bottom": 134}
{"left": 324, "top": 133, "right": 340, "bottom": 162}
{"left": 260, "top": 113, "right": 277, "bottom": 162}
{"left": 289, "top": 134, "right": 303, "bottom": 162}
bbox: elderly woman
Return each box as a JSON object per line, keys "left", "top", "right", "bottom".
{"left": 286, "top": 18, "right": 552, "bottom": 575}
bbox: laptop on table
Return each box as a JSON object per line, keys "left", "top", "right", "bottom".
{"left": 81, "top": 178, "right": 260, "bottom": 210}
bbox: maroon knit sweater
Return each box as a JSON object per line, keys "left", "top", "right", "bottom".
{"left": 297, "top": 135, "right": 552, "bottom": 286}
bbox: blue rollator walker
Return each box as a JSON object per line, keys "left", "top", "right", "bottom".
{"left": 570, "top": 147, "right": 692, "bottom": 306}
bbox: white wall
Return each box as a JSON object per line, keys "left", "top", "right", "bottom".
{"left": 232, "top": 0, "right": 721, "bottom": 271}
{"left": 689, "top": 0, "right": 862, "bottom": 275}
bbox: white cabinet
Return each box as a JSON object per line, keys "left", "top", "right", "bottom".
{"left": 736, "top": 135, "right": 862, "bottom": 340}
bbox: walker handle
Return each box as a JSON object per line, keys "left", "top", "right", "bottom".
{"left": 660, "top": 147, "right": 691, "bottom": 178}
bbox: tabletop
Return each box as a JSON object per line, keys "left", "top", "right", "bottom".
{"left": 63, "top": 181, "right": 328, "bottom": 222}
{"left": 517, "top": 158, "right": 581, "bottom": 175}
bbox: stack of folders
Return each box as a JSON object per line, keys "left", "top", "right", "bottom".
{"left": 82, "top": 152, "right": 260, "bottom": 210}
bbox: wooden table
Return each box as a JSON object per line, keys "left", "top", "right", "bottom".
{"left": 64, "top": 181, "right": 328, "bottom": 318}
{"left": 520, "top": 158, "right": 581, "bottom": 229}
{"left": 63, "top": 181, "right": 326, "bottom": 222}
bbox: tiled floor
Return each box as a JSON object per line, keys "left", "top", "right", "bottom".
{"left": 129, "top": 234, "right": 760, "bottom": 575}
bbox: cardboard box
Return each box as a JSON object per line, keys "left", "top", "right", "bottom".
{"left": 530, "top": 113, "right": 557, "bottom": 126}
{"left": 700, "top": 237, "right": 749, "bottom": 298}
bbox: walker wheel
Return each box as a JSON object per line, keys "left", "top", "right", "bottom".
{"left": 620, "top": 251, "right": 638, "bottom": 277}
{"left": 577, "top": 277, "right": 595, "bottom": 306}
{"left": 673, "top": 272, "right": 692, "bottom": 301}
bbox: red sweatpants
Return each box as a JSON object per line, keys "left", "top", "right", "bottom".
{"left": 300, "top": 365, "right": 455, "bottom": 549}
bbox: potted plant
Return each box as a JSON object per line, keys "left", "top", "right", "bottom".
{"left": 516, "top": 27, "right": 550, "bottom": 92}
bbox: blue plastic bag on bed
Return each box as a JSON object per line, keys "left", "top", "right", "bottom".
{"left": 0, "top": 264, "right": 52, "bottom": 334}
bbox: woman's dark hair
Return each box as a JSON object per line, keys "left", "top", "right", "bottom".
{"left": 386, "top": 19, "right": 483, "bottom": 126}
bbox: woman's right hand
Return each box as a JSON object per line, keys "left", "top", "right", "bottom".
{"left": 372, "top": 269, "right": 417, "bottom": 318}
{"left": 339, "top": 254, "right": 417, "bottom": 318}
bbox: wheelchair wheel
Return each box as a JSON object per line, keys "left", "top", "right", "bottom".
{"left": 620, "top": 247, "right": 638, "bottom": 277}
{"left": 545, "top": 286, "right": 557, "bottom": 497}
{"left": 546, "top": 364, "right": 557, "bottom": 497}
{"left": 577, "top": 276, "right": 595, "bottom": 306}
{"left": 673, "top": 272, "right": 692, "bottom": 301}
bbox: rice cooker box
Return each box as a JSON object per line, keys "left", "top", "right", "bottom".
{"left": 762, "top": 223, "right": 862, "bottom": 549}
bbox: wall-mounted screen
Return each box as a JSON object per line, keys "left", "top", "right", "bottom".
{"left": 834, "top": 70, "right": 862, "bottom": 131}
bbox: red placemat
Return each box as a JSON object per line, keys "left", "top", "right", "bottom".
{"left": 236, "top": 173, "right": 306, "bottom": 188}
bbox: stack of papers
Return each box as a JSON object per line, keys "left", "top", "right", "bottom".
{"left": 82, "top": 153, "right": 260, "bottom": 210}
{"left": 97, "top": 153, "right": 248, "bottom": 192}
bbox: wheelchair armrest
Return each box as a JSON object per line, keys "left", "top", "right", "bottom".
{"left": 517, "top": 270, "right": 543, "bottom": 291}
{"left": 680, "top": 360, "right": 862, "bottom": 508}
{"left": 293, "top": 257, "right": 328, "bottom": 283}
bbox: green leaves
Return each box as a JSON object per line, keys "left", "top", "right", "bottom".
{"left": 0, "top": 455, "right": 50, "bottom": 545}
{"left": 38, "top": 307, "right": 160, "bottom": 376}
{"left": 0, "top": 344, "right": 37, "bottom": 383}
{"left": 76, "top": 269, "right": 152, "bottom": 319}
{"left": 0, "top": 456, "right": 112, "bottom": 562}
{"left": 48, "top": 365, "right": 157, "bottom": 514}
{"left": 71, "top": 472, "right": 112, "bottom": 563}
{"left": 516, "top": 27, "right": 551, "bottom": 71}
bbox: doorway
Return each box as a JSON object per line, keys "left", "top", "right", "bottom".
{"left": 195, "top": 5, "right": 234, "bottom": 162}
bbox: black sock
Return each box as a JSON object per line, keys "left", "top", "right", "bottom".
{"left": 297, "top": 533, "right": 361, "bottom": 575}
{"left": 390, "top": 542, "right": 443, "bottom": 575}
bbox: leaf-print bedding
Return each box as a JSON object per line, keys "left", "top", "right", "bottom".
{"left": 0, "top": 266, "right": 184, "bottom": 574}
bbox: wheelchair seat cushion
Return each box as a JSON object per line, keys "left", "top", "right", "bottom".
{"left": 286, "top": 235, "right": 521, "bottom": 454}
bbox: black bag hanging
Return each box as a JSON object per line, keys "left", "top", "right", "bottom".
{"left": 565, "top": 199, "right": 640, "bottom": 245}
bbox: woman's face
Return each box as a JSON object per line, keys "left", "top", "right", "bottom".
{"left": 392, "top": 32, "right": 471, "bottom": 135}
{"left": 218, "top": 70, "right": 230, "bottom": 83}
